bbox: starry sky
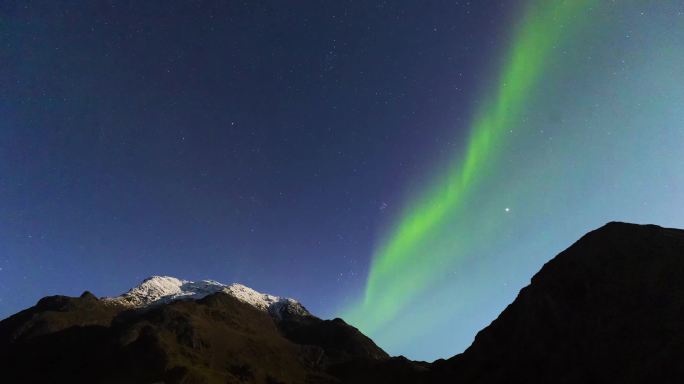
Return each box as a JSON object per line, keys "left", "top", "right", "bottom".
{"left": 2, "top": 1, "right": 684, "bottom": 361}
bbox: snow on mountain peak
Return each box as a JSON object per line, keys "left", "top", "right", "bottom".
{"left": 103, "top": 276, "right": 309, "bottom": 317}
{"left": 223, "top": 282, "right": 280, "bottom": 311}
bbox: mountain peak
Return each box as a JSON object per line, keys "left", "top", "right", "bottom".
{"left": 103, "top": 275, "right": 310, "bottom": 317}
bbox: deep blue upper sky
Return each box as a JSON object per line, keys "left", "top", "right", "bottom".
{"left": 0, "top": 1, "right": 515, "bottom": 319}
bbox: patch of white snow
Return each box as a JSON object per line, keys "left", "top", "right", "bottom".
{"left": 103, "top": 276, "right": 310, "bottom": 318}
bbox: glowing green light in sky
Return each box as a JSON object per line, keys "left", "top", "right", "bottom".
{"left": 347, "top": 0, "right": 596, "bottom": 335}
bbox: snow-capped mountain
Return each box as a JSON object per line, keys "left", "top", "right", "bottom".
{"left": 103, "top": 275, "right": 310, "bottom": 318}
{"left": 2, "top": 274, "right": 391, "bottom": 383}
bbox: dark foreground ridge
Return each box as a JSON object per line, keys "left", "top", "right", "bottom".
{"left": 2, "top": 222, "right": 684, "bottom": 383}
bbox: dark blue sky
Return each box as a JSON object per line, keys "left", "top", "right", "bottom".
{"left": 0, "top": 1, "right": 515, "bottom": 319}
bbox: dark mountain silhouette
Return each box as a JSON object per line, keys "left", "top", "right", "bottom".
{"left": 0, "top": 287, "right": 395, "bottom": 383}
{"left": 2, "top": 222, "right": 683, "bottom": 383}
{"left": 431, "top": 222, "right": 684, "bottom": 383}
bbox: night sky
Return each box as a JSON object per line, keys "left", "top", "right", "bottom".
{"left": 2, "top": 1, "right": 684, "bottom": 361}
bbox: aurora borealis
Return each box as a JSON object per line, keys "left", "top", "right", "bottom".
{"left": 345, "top": 0, "right": 684, "bottom": 359}
{"left": 349, "top": 0, "right": 593, "bottom": 334}
{"left": 2, "top": 0, "right": 684, "bottom": 363}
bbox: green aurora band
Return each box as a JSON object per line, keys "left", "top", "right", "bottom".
{"left": 346, "top": 0, "right": 597, "bottom": 336}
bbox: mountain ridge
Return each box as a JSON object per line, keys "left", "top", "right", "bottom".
{"left": 3, "top": 222, "right": 684, "bottom": 383}
{"left": 430, "top": 221, "right": 684, "bottom": 383}
{"left": 101, "top": 275, "right": 311, "bottom": 319}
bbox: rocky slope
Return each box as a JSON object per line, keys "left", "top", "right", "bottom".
{"left": 432, "top": 222, "right": 684, "bottom": 383}
{"left": 0, "top": 277, "right": 397, "bottom": 383}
